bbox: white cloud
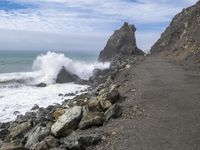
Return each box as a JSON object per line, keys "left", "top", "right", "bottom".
{"left": 0, "top": 29, "right": 109, "bottom": 51}
{"left": 0, "top": 0, "right": 198, "bottom": 50}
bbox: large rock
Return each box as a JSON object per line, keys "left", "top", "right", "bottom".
{"left": 87, "top": 97, "right": 101, "bottom": 112}
{"left": 56, "top": 67, "right": 80, "bottom": 83}
{"left": 30, "top": 141, "right": 48, "bottom": 150}
{"left": 151, "top": 1, "right": 200, "bottom": 62}
{"left": 0, "top": 123, "right": 10, "bottom": 140}
{"left": 60, "top": 131, "right": 101, "bottom": 149}
{"left": 98, "top": 22, "right": 144, "bottom": 62}
{"left": 104, "top": 104, "right": 122, "bottom": 121}
{"left": 9, "top": 122, "right": 32, "bottom": 140}
{"left": 79, "top": 107, "right": 104, "bottom": 129}
{"left": 51, "top": 106, "right": 82, "bottom": 137}
{"left": 106, "top": 89, "right": 120, "bottom": 104}
{"left": 44, "top": 135, "right": 59, "bottom": 148}
{"left": 0, "top": 141, "right": 27, "bottom": 150}
{"left": 25, "top": 125, "right": 50, "bottom": 149}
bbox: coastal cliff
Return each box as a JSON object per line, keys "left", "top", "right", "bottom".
{"left": 151, "top": 1, "right": 200, "bottom": 63}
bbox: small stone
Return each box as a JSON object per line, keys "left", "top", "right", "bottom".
{"left": 36, "top": 83, "right": 47, "bottom": 87}
{"left": 126, "top": 64, "right": 131, "bottom": 69}
{"left": 112, "top": 131, "right": 117, "bottom": 135}
{"left": 131, "top": 89, "right": 136, "bottom": 92}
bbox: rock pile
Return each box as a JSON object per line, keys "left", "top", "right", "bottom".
{"left": 0, "top": 22, "right": 142, "bottom": 150}
{"left": 0, "top": 79, "right": 123, "bottom": 150}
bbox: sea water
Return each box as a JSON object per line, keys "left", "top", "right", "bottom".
{"left": 0, "top": 51, "right": 110, "bottom": 122}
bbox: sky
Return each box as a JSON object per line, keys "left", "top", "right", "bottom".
{"left": 0, "top": 0, "right": 198, "bottom": 52}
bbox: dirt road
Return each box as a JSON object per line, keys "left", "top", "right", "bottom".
{"left": 93, "top": 56, "right": 200, "bottom": 150}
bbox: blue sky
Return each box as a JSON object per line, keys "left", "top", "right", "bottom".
{"left": 0, "top": 0, "right": 198, "bottom": 52}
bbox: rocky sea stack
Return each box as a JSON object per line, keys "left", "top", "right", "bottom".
{"left": 56, "top": 67, "right": 80, "bottom": 84}
{"left": 151, "top": 1, "right": 200, "bottom": 63}
{"left": 98, "top": 22, "right": 144, "bottom": 62}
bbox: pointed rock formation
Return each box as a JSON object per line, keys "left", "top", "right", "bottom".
{"left": 98, "top": 22, "right": 144, "bottom": 62}
{"left": 56, "top": 67, "right": 80, "bottom": 83}
{"left": 151, "top": 1, "right": 200, "bottom": 62}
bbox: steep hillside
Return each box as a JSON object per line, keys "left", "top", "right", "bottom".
{"left": 151, "top": 1, "right": 200, "bottom": 63}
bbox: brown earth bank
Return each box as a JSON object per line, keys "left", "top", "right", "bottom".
{"left": 89, "top": 56, "right": 200, "bottom": 150}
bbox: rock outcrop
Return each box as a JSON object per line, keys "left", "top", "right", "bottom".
{"left": 56, "top": 67, "right": 80, "bottom": 83}
{"left": 151, "top": 1, "right": 200, "bottom": 62}
{"left": 98, "top": 22, "right": 144, "bottom": 62}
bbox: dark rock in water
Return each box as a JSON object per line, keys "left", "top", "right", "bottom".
{"left": 13, "top": 111, "right": 21, "bottom": 115}
{"left": 98, "top": 22, "right": 144, "bottom": 62}
{"left": 151, "top": 1, "right": 200, "bottom": 61}
{"left": 58, "top": 93, "right": 64, "bottom": 97}
{"left": 31, "top": 104, "right": 40, "bottom": 110}
{"left": 64, "top": 93, "right": 75, "bottom": 97}
{"left": 36, "top": 83, "right": 47, "bottom": 87}
{"left": 56, "top": 66, "right": 80, "bottom": 83}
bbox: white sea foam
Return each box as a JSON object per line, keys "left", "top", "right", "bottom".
{"left": 0, "top": 83, "right": 88, "bottom": 122}
{"left": 0, "top": 51, "right": 110, "bottom": 122}
{"left": 0, "top": 52, "right": 110, "bottom": 85}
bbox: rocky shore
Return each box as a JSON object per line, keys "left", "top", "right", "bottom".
{"left": 0, "top": 22, "right": 144, "bottom": 150}
{"left": 1, "top": 1, "right": 200, "bottom": 148}
{"left": 0, "top": 55, "right": 141, "bottom": 150}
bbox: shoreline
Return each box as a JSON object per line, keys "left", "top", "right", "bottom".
{"left": 0, "top": 54, "right": 141, "bottom": 149}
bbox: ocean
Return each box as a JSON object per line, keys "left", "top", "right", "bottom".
{"left": 0, "top": 50, "right": 110, "bottom": 122}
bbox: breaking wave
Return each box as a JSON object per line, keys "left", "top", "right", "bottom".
{"left": 0, "top": 51, "right": 110, "bottom": 85}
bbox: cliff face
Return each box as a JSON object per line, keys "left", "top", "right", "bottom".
{"left": 98, "top": 22, "right": 144, "bottom": 62}
{"left": 151, "top": 1, "right": 200, "bottom": 62}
